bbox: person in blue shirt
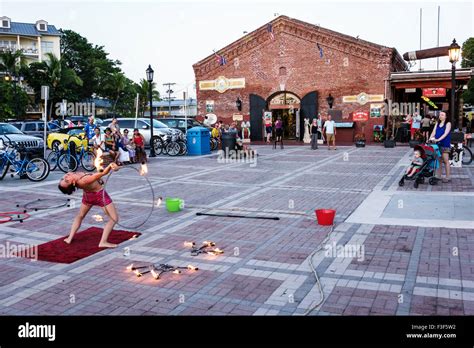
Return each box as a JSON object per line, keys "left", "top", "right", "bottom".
{"left": 429, "top": 111, "right": 451, "bottom": 183}
{"left": 84, "top": 117, "right": 96, "bottom": 145}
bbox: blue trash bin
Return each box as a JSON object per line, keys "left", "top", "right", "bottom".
{"left": 186, "top": 126, "right": 211, "bottom": 155}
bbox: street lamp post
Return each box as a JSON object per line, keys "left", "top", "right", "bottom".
{"left": 448, "top": 39, "right": 461, "bottom": 129}
{"left": 146, "top": 65, "right": 156, "bottom": 157}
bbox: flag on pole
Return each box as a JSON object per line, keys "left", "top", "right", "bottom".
{"left": 213, "top": 50, "right": 227, "bottom": 66}
{"left": 267, "top": 23, "right": 275, "bottom": 40}
{"left": 317, "top": 43, "right": 323, "bottom": 58}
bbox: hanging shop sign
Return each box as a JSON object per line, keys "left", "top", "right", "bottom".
{"left": 232, "top": 113, "right": 243, "bottom": 121}
{"left": 352, "top": 111, "right": 369, "bottom": 122}
{"left": 370, "top": 103, "right": 384, "bottom": 117}
{"left": 205, "top": 100, "right": 214, "bottom": 113}
{"left": 421, "top": 96, "right": 438, "bottom": 109}
{"left": 342, "top": 92, "right": 384, "bottom": 106}
{"left": 405, "top": 88, "right": 417, "bottom": 93}
{"left": 422, "top": 88, "right": 446, "bottom": 98}
{"left": 199, "top": 76, "right": 245, "bottom": 94}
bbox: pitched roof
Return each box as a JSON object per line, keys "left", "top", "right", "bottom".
{"left": 0, "top": 21, "right": 61, "bottom": 37}
{"left": 193, "top": 15, "right": 407, "bottom": 71}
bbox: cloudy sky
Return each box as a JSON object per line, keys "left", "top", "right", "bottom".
{"left": 1, "top": 0, "right": 472, "bottom": 98}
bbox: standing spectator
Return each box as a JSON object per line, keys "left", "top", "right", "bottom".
{"left": 411, "top": 112, "right": 421, "bottom": 140}
{"left": 263, "top": 112, "right": 272, "bottom": 143}
{"left": 317, "top": 114, "right": 323, "bottom": 142}
{"left": 421, "top": 115, "right": 431, "bottom": 142}
{"left": 310, "top": 119, "right": 319, "bottom": 150}
{"left": 84, "top": 117, "right": 96, "bottom": 145}
{"left": 429, "top": 111, "right": 451, "bottom": 183}
{"left": 228, "top": 122, "right": 238, "bottom": 135}
{"left": 109, "top": 118, "right": 121, "bottom": 140}
{"left": 275, "top": 116, "right": 283, "bottom": 148}
{"left": 323, "top": 115, "right": 337, "bottom": 150}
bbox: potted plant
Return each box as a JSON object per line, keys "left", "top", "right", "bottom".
{"left": 409, "top": 130, "right": 424, "bottom": 148}
{"left": 354, "top": 133, "right": 366, "bottom": 147}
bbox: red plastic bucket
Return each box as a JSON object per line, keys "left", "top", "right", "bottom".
{"left": 315, "top": 209, "right": 336, "bottom": 226}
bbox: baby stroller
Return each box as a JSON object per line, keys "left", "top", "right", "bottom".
{"left": 398, "top": 144, "right": 440, "bottom": 188}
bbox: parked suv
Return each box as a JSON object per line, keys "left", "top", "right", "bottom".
{"left": 101, "top": 118, "right": 183, "bottom": 147}
{"left": 0, "top": 123, "right": 44, "bottom": 157}
{"left": 158, "top": 118, "right": 210, "bottom": 133}
{"left": 9, "top": 120, "right": 60, "bottom": 139}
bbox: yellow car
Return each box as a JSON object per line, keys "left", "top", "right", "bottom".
{"left": 47, "top": 127, "right": 88, "bottom": 150}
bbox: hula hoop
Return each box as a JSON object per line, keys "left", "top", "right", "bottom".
{"left": 20, "top": 198, "right": 71, "bottom": 211}
{"left": 0, "top": 211, "right": 30, "bottom": 222}
{"left": 0, "top": 214, "right": 13, "bottom": 224}
{"left": 102, "top": 165, "right": 155, "bottom": 230}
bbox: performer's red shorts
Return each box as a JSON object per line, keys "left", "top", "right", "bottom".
{"left": 82, "top": 189, "right": 112, "bottom": 207}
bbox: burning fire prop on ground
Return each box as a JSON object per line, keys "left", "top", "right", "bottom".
{"left": 126, "top": 263, "right": 198, "bottom": 280}
{"left": 184, "top": 240, "right": 225, "bottom": 256}
{"left": 140, "top": 162, "right": 148, "bottom": 176}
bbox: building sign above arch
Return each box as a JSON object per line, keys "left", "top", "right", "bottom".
{"left": 342, "top": 92, "right": 384, "bottom": 105}
{"left": 269, "top": 92, "right": 301, "bottom": 109}
{"left": 199, "top": 76, "right": 246, "bottom": 93}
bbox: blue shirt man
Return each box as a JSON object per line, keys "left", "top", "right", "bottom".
{"left": 84, "top": 118, "right": 96, "bottom": 141}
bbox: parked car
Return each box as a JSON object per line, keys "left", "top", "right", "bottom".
{"left": 9, "top": 120, "right": 61, "bottom": 138}
{"left": 46, "top": 127, "right": 87, "bottom": 150}
{"left": 0, "top": 123, "right": 44, "bottom": 157}
{"left": 101, "top": 118, "right": 183, "bottom": 147}
{"left": 158, "top": 118, "right": 211, "bottom": 133}
{"left": 66, "top": 115, "right": 88, "bottom": 126}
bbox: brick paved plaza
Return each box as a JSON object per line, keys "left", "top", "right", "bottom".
{"left": 0, "top": 145, "right": 473, "bottom": 316}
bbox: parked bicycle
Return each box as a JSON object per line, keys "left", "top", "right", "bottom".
{"left": 210, "top": 137, "right": 219, "bottom": 151}
{"left": 47, "top": 134, "right": 95, "bottom": 172}
{"left": 450, "top": 142, "right": 473, "bottom": 166}
{"left": 0, "top": 135, "right": 50, "bottom": 182}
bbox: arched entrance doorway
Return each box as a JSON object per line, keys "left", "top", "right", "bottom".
{"left": 267, "top": 91, "right": 301, "bottom": 139}
{"left": 249, "top": 91, "right": 318, "bottom": 141}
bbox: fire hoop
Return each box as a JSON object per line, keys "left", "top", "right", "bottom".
{"left": 0, "top": 214, "right": 13, "bottom": 224}
{"left": 0, "top": 212, "right": 30, "bottom": 222}
{"left": 19, "top": 198, "right": 71, "bottom": 211}
{"left": 102, "top": 165, "right": 155, "bottom": 230}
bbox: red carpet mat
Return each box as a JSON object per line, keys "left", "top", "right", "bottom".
{"left": 29, "top": 227, "right": 140, "bottom": 264}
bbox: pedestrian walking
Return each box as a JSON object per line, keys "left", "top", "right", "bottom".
{"left": 323, "top": 115, "right": 337, "bottom": 150}
{"left": 310, "top": 118, "right": 318, "bottom": 150}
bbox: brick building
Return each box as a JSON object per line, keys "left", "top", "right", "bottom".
{"left": 193, "top": 15, "right": 408, "bottom": 143}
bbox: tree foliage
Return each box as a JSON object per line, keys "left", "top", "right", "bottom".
{"left": 461, "top": 37, "right": 474, "bottom": 105}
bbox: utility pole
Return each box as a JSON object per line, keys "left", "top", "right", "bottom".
{"left": 163, "top": 82, "right": 176, "bottom": 116}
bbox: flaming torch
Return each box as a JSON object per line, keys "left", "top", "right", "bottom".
{"left": 94, "top": 148, "right": 103, "bottom": 172}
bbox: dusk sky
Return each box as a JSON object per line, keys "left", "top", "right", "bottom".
{"left": 1, "top": 0, "right": 472, "bottom": 98}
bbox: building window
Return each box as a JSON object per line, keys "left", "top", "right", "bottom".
{"left": 279, "top": 67, "right": 287, "bottom": 76}
{"left": 39, "top": 23, "right": 46, "bottom": 31}
{"left": 0, "top": 17, "right": 10, "bottom": 28}
{"left": 41, "top": 41, "right": 54, "bottom": 54}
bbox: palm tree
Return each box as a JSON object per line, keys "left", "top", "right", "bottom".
{"left": 40, "top": 53, "right": 82, "bottom": 116}
{"left": 43, "top": 52, "right": 82, "bottom": 89}
{"left": 0, "top": 49, "right": 27, "bottom": 76}
{"left": 136, "top": 78, "right": 160, "bottom": 116}
{"left": 107, "top": 71, "right": 127, "bottom": 111}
